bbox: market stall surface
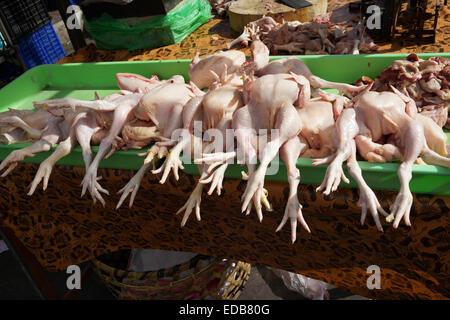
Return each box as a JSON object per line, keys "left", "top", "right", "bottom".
{"left": 0, "top": 1, "right": 448, "bottom": 300}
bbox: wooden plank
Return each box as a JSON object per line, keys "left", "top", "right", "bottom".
{"left": 228, "top": 0, "right": 327, "bottom": 32}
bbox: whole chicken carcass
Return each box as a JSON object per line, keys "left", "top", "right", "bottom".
{"left": 172, "top": 72, "right": 248, "bottom": 226}
{"left": 197, "top": 72, "right": 310, "bottom": 223}
{"left": 316, "top": 85, "right": 450, "bottom": 230}
{"left": 34, "top": 87, "right": 144, "bottom": 205}
{"left": 223, "top": 73, "right": 306, "bottom": 222}
{"left": 188, "top": 50, "right": 246, "bottom": 89}
{"left": 27, "top": 109, "right": 97, "bottom": 195}
{"left": 59, "top": 74, "right": 183, "bottom": 205}
{"left": 277, "top": 90, "right": 388, "bottom": 242}
{"left": 116, "top": 77, "right": 199, "bottom": 209}
{"left": 244, "top": 40, "right": 365, "bottom": 97}
{"left": 29, "top": 91, "right": 134, "bottom": 197}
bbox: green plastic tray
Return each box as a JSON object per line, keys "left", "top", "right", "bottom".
{"left": 0, "top": 53, "right": 449, "bottom": 195}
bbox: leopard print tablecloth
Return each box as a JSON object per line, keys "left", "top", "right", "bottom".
{"left": 0, "top": 163, "right": 448, "bottom": 299}
{"left": 1, "top": 0, "right": 448, "bottom": 300}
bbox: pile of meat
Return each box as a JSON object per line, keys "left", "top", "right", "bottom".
{"left": 227, "top": 15, "right": 378, "bottom": 55}
{"left": 209, "top": 0, "right": 236, "bottom": 15}
{"left": 368, "top": 54, "right": 450, "bottom": 129}
{"left": 0, "top": 41, "right": 448, "bottom": 243}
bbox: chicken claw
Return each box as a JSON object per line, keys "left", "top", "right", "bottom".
{"left": 152, "top": 149, "right": 184, "bottom": 184}
{"left": 358, "top": 186, "right": 388, "bottom": 231}
{"left": 199, "top": 163, "right": 228, "bottom": 196}
{"left": 315, "top": 160, "right": 350, "bottom": 195}
{"left": 81, "top": 167, "right": 109, "bottom": 206}
{"left": 140, "top": 144, "right": 168, "bottom": 164}
{"left": 276, "top": 197, "right": 310, "bottom": 243}
{"left": 241, "top": 170, "right": 272, "bottom": 211}
{"left": 194, "top": 151, "right": 236, "bottom": 166}
{"left": 28, "top": 159, "right": 53, "bottom": 195}
{"left": 116, "top": 163, "right": 151, "bottom": 209}
{"left": 0, "top": 150, "right": 35, "bottom": 177}
{"left": 176, "top": 183, "right": 203, "bottom": 227}
{"left": 387, "top": 191, "right": 413, "bottom": 229}
{"left": 241, "top": 169, "right": 266, "bottom": 222}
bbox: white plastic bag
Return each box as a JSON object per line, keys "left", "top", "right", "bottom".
{"left": 127, "top": 249, "right": 197, "bottom": 272}
{"left": 272, "top": 268, "right": 330, "bottom": 300}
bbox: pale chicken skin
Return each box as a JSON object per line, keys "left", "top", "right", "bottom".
{"left": 116, "top": 79, "right": 199, "bottom": 209}
{"left": 243, "top": 41, "right": 365, "bottom": 97}
{"left": 297, "top": 100, "right": 337, "bottom": 158}
{"left": 188, "top": 50, "right": 246, "bottom": 89}
{"left": 316, "top": 87, "right": 450, "bottom": 230}
{"left": 175, "top": 78, "right": 246, "bottom": 226}
{"left": 230, "top": 73, "right": 306, "bottom": 222}
{"left": 276, "top": 95, "right": 387, "bottom": 242}
{"left": 0, "top": 109, "right": 57, "bottom": 140}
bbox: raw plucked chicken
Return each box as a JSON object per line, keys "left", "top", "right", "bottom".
{"left": 243, "top": 40, "right": 366, "bottom": 97}
{"left": 174, "top": 69, "right": 247, "bottom": 226}
{"left": 0, "top": 40, "right": 448, "bottom": 242}
{"left": 228, "top": 15, "right": 378, "bottom": 55}
{"left": 116, "top": 76, "right": 199, "bottom": 208}
{"left": 315, "top": 84, "right": 449, "bottom": 229}
{"left": 188, "top": 50, "right": 246, "bottom": 89}
{"left": 0, "top": 112, "right": 65, "bottom": 177}
{"left": 0, "top": 109, "right": 56, "bottom": 140}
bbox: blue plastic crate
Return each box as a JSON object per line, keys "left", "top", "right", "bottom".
{"left": 17, "top": 22, "right": 66, "bottom": 69}
{"left": 0, "top": 31, "right": 5, "bottom": 49}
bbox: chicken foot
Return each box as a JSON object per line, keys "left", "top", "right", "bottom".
{"left": 116, "top": 144, "right": 169, "bottom": 209}
{"left": 276, "top": 136, "right": 310, "bottom": 243}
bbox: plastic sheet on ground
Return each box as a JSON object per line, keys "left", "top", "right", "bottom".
{"left": 84, "top": 0, "right": 213, "bottom": 50}
{"left": 272, "top": 268, "right": 330, "bottom": 300}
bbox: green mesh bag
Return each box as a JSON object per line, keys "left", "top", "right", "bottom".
{"left": 84, "top": 0, "right": 213, "bottom": 51}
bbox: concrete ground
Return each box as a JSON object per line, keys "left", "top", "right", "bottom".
{"left": 0, "top": 240, "right": 367, "bottom": 300}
